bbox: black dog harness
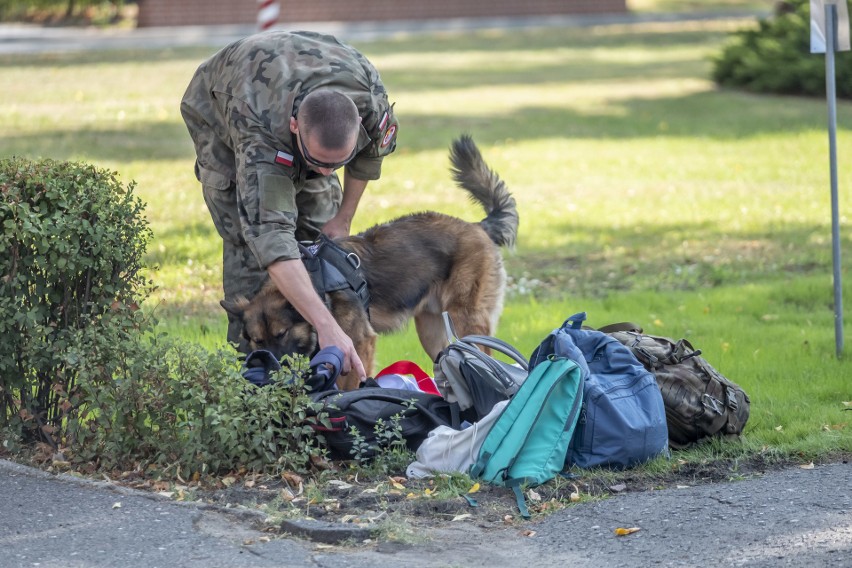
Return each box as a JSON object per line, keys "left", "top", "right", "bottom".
{"left": 299, "top": 235, "right": 371, "bottom": 315}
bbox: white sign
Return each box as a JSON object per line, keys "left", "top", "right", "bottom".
{"left": 811, "top": 0, "right": 851, "bottom": 53}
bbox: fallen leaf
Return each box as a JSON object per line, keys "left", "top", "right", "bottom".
{"left": 468, "top": 482, "right": 481, "bottom": 494}
{"left": 451, "top": 514, "right": 472, "bottom": 522}
{"left": 244, "top": 480, "right": 255, "bottom": 488}
{"left": 527, "top": 488, "right": 541, "bottom": 502}
{"left": 503, "top": 514, "right": 514, "bottom": 524}
{"left": 842, "top": 401, "right": 851, "bottom": 408}
{"left": 389, "top": 476, "right": 407, "bottom": 484}
{"left": 389, "top": 479, "right": 405, "bottom": 491}
{"left": 609, "top": 484, "right": 626, "bottom": 493}
{"left": 615, "top": 527, "right": 641, "bottom": 536}
{"left": 800, "top": 462, "right": 815, "bottom": 469}
{"left": 221, "top": 476, "right": 237, "bottom": 487}
{"left": 112, "top": 502, "right": 121, "bottom": 509}
{"left": 521, "top": 529, "right": 536, "bottom": 537}
{"left": 570, "top": 483, "right": 580, "bottom": 502}
{"left": 775, "top": 425, "right": 783, "bottom": 431}
{"left": 328, "top": 480, "right": 353, "bottom": 490}
{"left": 281, "top": 472, "right": 303, "bottom": 487}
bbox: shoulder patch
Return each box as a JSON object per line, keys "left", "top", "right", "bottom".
{"left": 380, "top": 125, "right": 397, "bottom": 148}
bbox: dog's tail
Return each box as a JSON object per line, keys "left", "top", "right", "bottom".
{"left": 449, "top": 135, "right": 519, "bottom": 248}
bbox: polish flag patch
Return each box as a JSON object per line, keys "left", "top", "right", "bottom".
{"left": 274, "top": 150, "right": 294, "bottom": 166}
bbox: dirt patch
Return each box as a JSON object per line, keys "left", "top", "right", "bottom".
{"left": 189, "top": 452, "right": 850, "bottom": 540}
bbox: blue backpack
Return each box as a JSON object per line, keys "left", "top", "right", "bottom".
{"left": 469, "top": 356, "right": 584, "bottom": 519}
{"left": 529, "top": 312, "right": 669, "bottom": 470}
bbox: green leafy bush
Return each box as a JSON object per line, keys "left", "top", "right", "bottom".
{"left": 711, "top": 0, "right": 852, "bottom": 98}
{"left": 0, "top": 157, "right": 327, "bottom": 477}
{"left": 68, "top": 333, "right": 328, "bottom": 476}
{"left": 0, "top": 157, "right": 152, "bottom": 447}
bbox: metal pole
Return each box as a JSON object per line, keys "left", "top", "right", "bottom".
{"left": 825, "top": 3, "right": 845, "bottom": 358}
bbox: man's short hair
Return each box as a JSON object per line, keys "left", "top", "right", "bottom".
{"left": 298, "top": 90, "right": 359, "bottom": 150}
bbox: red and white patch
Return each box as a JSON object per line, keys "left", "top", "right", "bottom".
{"left": 274, "top": 150, "right": 294, "bottom": 166}
{"left": 378, "top": 111, "right": 389, "bottom": 130}
{"left": 380, "top": 124, "right": 396, "bottom": 148}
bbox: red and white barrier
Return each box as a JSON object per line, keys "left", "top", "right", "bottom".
{"left": 257, "top": 0, "right": 280, "bottom": 31}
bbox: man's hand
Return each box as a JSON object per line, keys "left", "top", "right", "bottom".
{"left": 320, "top": 214, "right": 351, "bottom": 239}
{"left": 315, "top": 321, "right": 366, "bottom": 380}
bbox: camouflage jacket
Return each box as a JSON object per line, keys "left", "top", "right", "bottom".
{"left": 181, "top": 30, "right": 398, "bottom": 266}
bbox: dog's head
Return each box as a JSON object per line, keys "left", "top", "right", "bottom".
{"left": 221, "top": 293, "right": 318, "bottom": 361}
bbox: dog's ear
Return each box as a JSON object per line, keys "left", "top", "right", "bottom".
{"left": 220, "top": 297, "right": 249, "bottom": 318}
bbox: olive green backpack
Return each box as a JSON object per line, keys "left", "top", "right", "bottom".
{"left": 599, "top": 323, "right": 751, "bottom": 449}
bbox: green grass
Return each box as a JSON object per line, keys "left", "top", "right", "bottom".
{"left": 1, "top": 15, "right": 849, "bottom": 461}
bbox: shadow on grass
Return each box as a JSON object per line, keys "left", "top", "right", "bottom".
{"left": 2, "top": 89, "right": 840, "bottom": 163}
{"left": 508, "top": 218, "right": 850, "bottom": 296}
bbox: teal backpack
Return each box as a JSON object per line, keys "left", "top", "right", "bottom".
{"left": 469, "top": 356, "right": 585, "bottom": 518}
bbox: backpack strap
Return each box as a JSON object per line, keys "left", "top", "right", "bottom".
{"left": 597, "top": 322, "right": 644, "bottom": 334}
{"left": 306, "top": 346, "right": 345, "bottom": 392}
{"left": 509, "top": 481, "right": 531, "bottom": 520}
{"left": 455, "top": 335, "right": 529, "bottom": 371}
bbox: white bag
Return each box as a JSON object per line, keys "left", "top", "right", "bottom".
{"left": 406, "top": 399, "right": 509, "bottom": 479}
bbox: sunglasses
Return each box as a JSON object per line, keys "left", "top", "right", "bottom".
{"left": 297, "top": 130, "right": 358, "bottom": 170}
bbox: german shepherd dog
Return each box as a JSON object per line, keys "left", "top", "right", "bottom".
{"left": 222, "top": 135, "right": 519, "bottom": 390}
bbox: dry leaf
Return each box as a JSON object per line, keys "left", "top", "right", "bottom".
{"left": 609, "top": 484, "right": 627, "bottom": 493}
{"left": 221, "top": 476, "right": 237, "bottom": 487}
{"left": 570, "top": 483, "right": 580, "bottom": 502}
{"left": 469, "top": 482, "right": 481, "bottom": 494}
{"left": 451, "top": 514, "right": 473, "bottom": 522}
{"left": 527, "top": 488, "right": 541, "bottom": 502}
{"left": 328, "top": 480, "right": 353, "bottom": 490}
{"left": 503, "top": 514, "right": 514, "bottom": 524}
{"left": 389, "top": 480, "right": 405, "bottom": 491}
{"left": 521, "top": 529, "right": 536, "bottom": 537}
{"left": 244, "top": 480, "right": 255, "bottom": 488}
{"left": 112, "top": 502, "right": 122, "bottom": 509}
{"left": 800, "top": 462, "right": 815, "bottom": 469}
{"left": 774, "top": 425, "right": 783, "bottom": 431}
{"left": 614, "top": 527, "right": 641, "bottom": 536}
{"left": 389, "top": 476, "right": 407, "bottom": 484}
{"left": 281, "top": 472, "right": 303, "bottom": 487}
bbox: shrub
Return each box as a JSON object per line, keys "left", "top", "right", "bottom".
{"left": 711, "top": 0, "right": 852, "bottom": 98}
{"left": 67, "top": 333, "right": 328, "bottom": 476}
{"left": 0, "top": 157, "right": 327, "bottom": 478}
{"left": 0, "top": 157, "right": 152, "bottom": 448}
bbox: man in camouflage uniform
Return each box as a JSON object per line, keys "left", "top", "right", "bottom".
{"left": 181, "top": 30, "right": 399, "bottom": 380}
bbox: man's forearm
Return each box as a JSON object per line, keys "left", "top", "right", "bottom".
{"left": 266, "top": 258, "right": 336, "bottom": 331}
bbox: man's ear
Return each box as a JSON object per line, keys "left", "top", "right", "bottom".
{"left": 289, "top": 116, "right": 298, "bottom": 134}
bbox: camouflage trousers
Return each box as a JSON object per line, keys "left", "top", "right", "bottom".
{"left": 197, "top": 162, "right": 342, "bottom": 350}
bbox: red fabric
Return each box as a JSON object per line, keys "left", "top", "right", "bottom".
{"left": 375, "top": 360, "right": 441, "bottom": 396}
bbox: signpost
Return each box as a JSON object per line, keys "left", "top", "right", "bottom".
{"left": 811, "top": 0, "right": 849, "bottom": 358}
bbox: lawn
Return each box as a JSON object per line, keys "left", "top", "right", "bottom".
{"left": 0, "top": 12, "right": 849, "bottom": 462}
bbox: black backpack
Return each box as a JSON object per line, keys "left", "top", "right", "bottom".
{"left": 600, "top": 323, "right": 751, "bottom": 449}
{"left": 309, "top": 382, "right": 461, "bottom": 460}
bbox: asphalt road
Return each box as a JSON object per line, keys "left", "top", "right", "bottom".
{"left": 1, "top": 458, "right": 849, "bottom": 568}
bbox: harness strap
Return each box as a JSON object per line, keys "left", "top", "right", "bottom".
{"left": 299, "top": 235, "right": 371, "bottom": 313}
